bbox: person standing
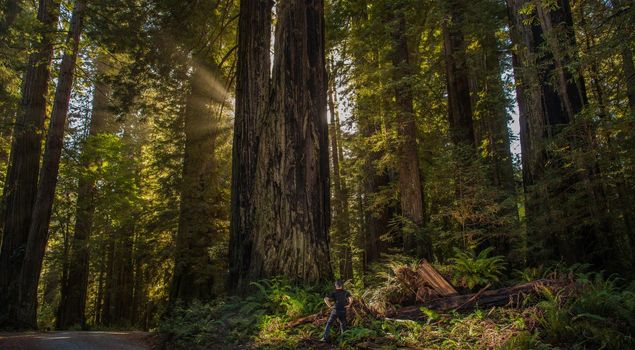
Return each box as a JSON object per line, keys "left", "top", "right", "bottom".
{"left": 320, "top": 280, "right": 353, "bottom": 342}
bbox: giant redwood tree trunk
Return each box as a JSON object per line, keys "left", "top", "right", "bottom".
{"left": 228, "top": 0, "right": 273, "bottom": 291}
{"left": 231, "top": 0, "right": 332, "bottom": 284}
{"left": 169, "top": 63, "right": 217, "bottom": 303}
{"left": 0, "top": 0, "right": 60, "bottom": 328}
{"left": 16, "top": 0, "right": 86, "bottom": 328}
{"left": 57, "top": 56, "right": 112, "bottom": 329}
{"left": 389, "top": 5, "right": 430, "bottom": 258}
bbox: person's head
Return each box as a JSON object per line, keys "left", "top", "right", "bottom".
{"left": 334, "top": 280, "right": 344, "bottom": 289}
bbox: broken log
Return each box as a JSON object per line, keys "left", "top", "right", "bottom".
{"left": 416, "top": 260, "right": 458, "bottom": 297}
{"left": 393, "top": 279, "right": 563, "bottom": 319}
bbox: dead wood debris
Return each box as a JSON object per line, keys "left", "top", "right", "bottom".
{"left": 286, "top": 260, "right": 571, "bottom": 328}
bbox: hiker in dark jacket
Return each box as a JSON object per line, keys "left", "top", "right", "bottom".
{"left": 320, "top": 280, "right": 353, "bottom": 341}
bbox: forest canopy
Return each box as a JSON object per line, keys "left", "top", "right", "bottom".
{"left": 0, "top": 0, "right": 634, "bottom": 348}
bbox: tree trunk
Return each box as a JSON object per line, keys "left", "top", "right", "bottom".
{"left": 57, "top": 55, "right": 113, "bottom": 329}
{"left": 622, "top": 46, "right": 635, "bottom": 115}
{"left": 247, "top": 0, "right": 332, "bottom": 283}
{"left": 0, "top": 0, "right": 60, "bottom": 329}
{"left": 390, "top": 6, "right": 429, "bottom": 258}
{"left": 443, "top": 1, "right": 475, "bottom": 149}
{"left": 169, "top": 63, "right": 218, "bottom": 304}
{"left": 328, "top": 76, "right": 352, "bottom": 280}
{"left": 16, "top": 0, "right": 85, "bottom": 329}
{"left": 228, "top": 0, "right": 272, "bottom": 291}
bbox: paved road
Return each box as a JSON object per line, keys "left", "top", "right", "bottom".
{"left": 0, "top": 331, "right": 150, "bottom": 350}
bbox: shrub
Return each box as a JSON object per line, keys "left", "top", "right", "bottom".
{"left": 448, "top": 247, "right": 506, "bottom": 290}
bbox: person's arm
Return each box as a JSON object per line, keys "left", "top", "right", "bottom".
{"left": 324, "top": 296, "right": 334, "bottom": 308}
{"left": 345, "top": 292, "right": 353, "bottom": 308}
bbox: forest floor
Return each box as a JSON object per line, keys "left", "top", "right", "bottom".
{"left": 0, "top": 331, "right": 150, "bottom": 350}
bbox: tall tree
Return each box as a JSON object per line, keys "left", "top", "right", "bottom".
{"left": 169, "top": 62, "right": 218, "bottom": 303}
{"left": 56, "top": 56, "right": 113, "bottom": 329}
{"left": 389, "top": 1, "right": 430, "bottom": 258}
{"left": 0, "top": 0, "right": 60, "bottom": 328}
{"left": 231, "top": 0, "right": 332, "bottom": 286}
{"left": 228, "top": 0, "right": 272, "bottom": 291}
{"left": 328, "top": 72, "right": 352, "bottom": 279}
{"left": 16, "top": 0, "right": 86, "bottom": 329}
{"left": 443, "top": 0, "right": 475, "bottom": 149}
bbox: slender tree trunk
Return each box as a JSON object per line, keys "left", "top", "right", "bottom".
{"left": 247, "top": 0, "right": 332, "bottom": 283}
{"left": 622, "top": 46, "right": 635, "bottom": 115}
{"left": 328, "top": 77, "right": 352, "bottom": 280}
{"left": 390, "top": 5, "right": 429, "bottom": 258}
{"left": 228, "top": 0, "right": 272, "bottom": 292}
{"left": 57, "top": 55, "right": 112, "bottom": 329}
{"left": 0, "top": 0, "right": 60, "bottom": 329}
{"left": 16, "top": 0, "right": 85, "bottom": 328}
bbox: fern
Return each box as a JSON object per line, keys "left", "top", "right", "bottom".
{"left": 448, "top": 247, "right": 506, "bottom": 289}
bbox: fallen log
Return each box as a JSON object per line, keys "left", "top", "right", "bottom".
{"left": 393, "top": 279, "right": 563, "bottom": 320}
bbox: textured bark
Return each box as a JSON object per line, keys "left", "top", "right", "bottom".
{"left": 228, "top": 0, "right": 272, "bottom": 291}
{"left": 169, "top": 64, "right": 217, "bottom": 303}
{"left": 247, "top": 0, "right": 332, "bottom": 283}
{"left": 56, "top": 56, "right": 112, "bottom": 329}
{"left": 443, "top": 2, "right": 475, "bottom": 149}
{"left": 16, "top": 0, "right": 85, "bottom": 329}
{"left": 0, "top": 0, "right": 60, "bottom": 329}
{"left": 390, "top": 6, "right": 429, "bottom": 258}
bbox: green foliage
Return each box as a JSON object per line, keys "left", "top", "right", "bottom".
{"left": 534, "top": 273, "right": 635, "bottom": 349}
{"left": 448, "top": 247, "right": 506, "bottom": 289}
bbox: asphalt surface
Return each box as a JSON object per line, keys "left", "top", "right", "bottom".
{"left": 0, "top": 331, "right": 150, "bottom": 350}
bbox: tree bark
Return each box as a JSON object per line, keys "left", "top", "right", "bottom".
{"left": 228, "top": 0, "right": 272, "bottom": 291}
{"left": 169, "top": 63, "right": 218, "bottom": 304}
{"left": 56, "top": 55, "right": 113, "bottom": 329}
{"left": 443, "top": 1, "right": 475, "bottom": 149}
{"left": 247, "top": 0, "right": 332, "bottom": 283}
{"left": 390, "top": 5, "right": 429, "bottom": 258}
{"left": 15, "top": 0, "right": 85, "bottom": 329}
{"left": 0, "top": 0, "right": 60, "bottom": 329}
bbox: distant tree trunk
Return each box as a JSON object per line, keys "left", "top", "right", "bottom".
{"left": 443, "top": 2, "right": 475, "bottom": 149}
{"left": 16, "top": 0, "right": 85, "bottom": 329}
{"left": 101, "top": 233, "right": 116, "bottom": 325}
{"left": 169, "top": 63, "right": 217, "bottom": 304}
{"left": 622, "top": 47, "right": 635, "bottom": 114}
{"left": 390, "top": 5, "right": 430, "bottom": 258}
{"left": 0, "top": 0, "right": 60, "bottom": 329}
{"left": 57, "top": 55, "right": 112, "bottom": 329}
{"left": 246, "top": 0, "right": 332, "bottom": 283}
{"left": 478, "top": 31, "right": 515, "bottom": 194}
{"left": 328, "top": 76, "right": 352, "bottom": 280}
{"left": 471, "top": 25, "right": 517, "bottom": 256}
{"left": 509, "top": 0, "right": 615, "bottom": 266}
{"left": 228, "top": 0, "right": 272, "bottom": 291}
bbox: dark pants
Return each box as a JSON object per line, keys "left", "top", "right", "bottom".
{"left": 322, "top": 309, "right": 346, "bottom": 339}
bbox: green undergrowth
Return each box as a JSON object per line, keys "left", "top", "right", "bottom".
{"left": 159, "top": 269, "right": 635, "bottom": 349}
